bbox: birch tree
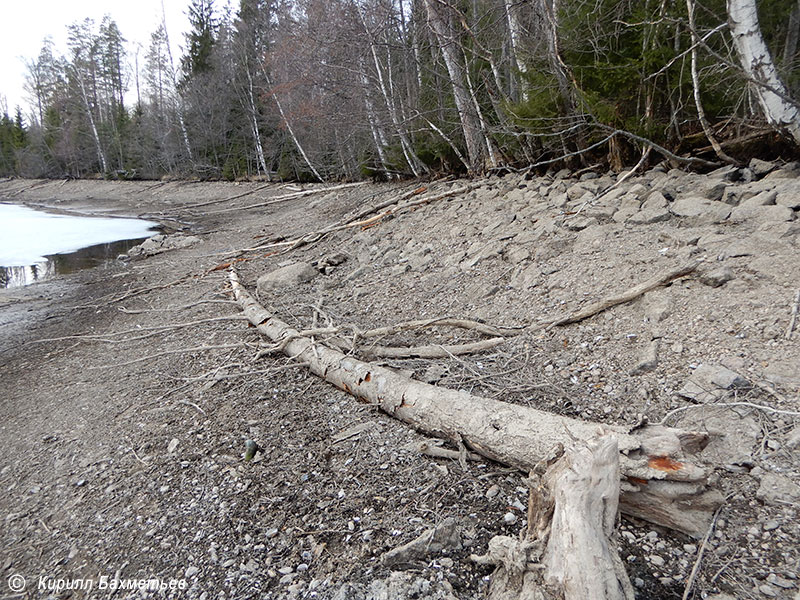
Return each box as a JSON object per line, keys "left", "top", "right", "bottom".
{"left": 728, "top": 0, "right": 800, "bottom": 144}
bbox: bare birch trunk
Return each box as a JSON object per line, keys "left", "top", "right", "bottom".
{"left": 263, "top": 71, "right": 325, "bottom": 183}
{"left": 687, "top": 0, "right": 737, "bottom": 163}
{"left": 357, "top": 4, "right": 426, "bottom": 177}
{"left": 424, "top": 0, "right": 486, "bottom": 172}
{"left": 505, "top": 0, "right": 528, "bottom": 101}
{"left": 728, "top": 0, "right": 800, "bottom": 144}
{"left": 229, "top": 269, "right": 723, "bottom": 538}
{"left": 245, "top": 67, "right": 269, "bottom": 178}
{"left": 359, "top": 58, "right": 392, "bottom": 175}
{"left": 75, "top": 71, "right": 108, "bottom": 174}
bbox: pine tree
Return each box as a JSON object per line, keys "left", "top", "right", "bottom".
{"left": 182, "top": 0, "right": 218, "bottom": 81}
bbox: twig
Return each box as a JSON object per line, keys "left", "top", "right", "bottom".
{"left": 227, "top": 183, "right": 483, "bottom": 256}
{"left": 176, "top": 400, "right": 206, "bottom": 414}
{"left": 414, "top": 441, "right": 482, "bottom": 462}
{"left": 359, "top": 317, "right": 522, "bottom": 339}
{"left": 180, "top": 183, "right": 274, "bottom": 209}
{"left": 361, "top": 337, "right": 506, "bottom": 359}
{"left": 682, "top": 505, "right": 723, "bottom": 600}
{"left": 203, "top": 182, "right": 368, "bottom": 214}
{"left": 550, "top": 262, "right": 698, "bottom": 326}
{"left": 786, "top": 289, "right": 800, "bottom": 340}
{"left": 658, "top": 402, "right": 800, "bottom": 426}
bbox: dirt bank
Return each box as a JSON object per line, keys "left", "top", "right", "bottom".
{"left": 0, "top": 169, "right": 798, "bottom": 600}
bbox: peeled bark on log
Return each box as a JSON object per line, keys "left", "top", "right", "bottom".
{"left": 229, "top": 269, "right": 723, "bottom": 537}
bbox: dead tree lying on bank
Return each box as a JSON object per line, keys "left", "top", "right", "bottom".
{"left": 228, "top": 268, "right": 726, "bottom": 597}
{"left": 229, "top": 268, "right": 722, "bottom": 536}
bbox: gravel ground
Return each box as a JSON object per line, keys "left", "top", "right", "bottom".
{"left": 0, "top": 166, "right": 798, "bottom": 600}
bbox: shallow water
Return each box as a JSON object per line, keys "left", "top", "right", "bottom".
{"left": 0, "top": 203, "right": 158, "bottom": 288}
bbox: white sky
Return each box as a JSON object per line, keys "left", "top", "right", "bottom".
{"left": 0, "top": 0, "right": 191, "bottom": 119}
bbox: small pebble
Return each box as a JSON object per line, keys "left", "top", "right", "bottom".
{"left": 649, "top": 555, "right": 665, "bottom": 568}
{"left": 759, "top": 584, "right": 778, "bottom": 597}
{"left": 185, "top": 566, "right": 199, "bottom": 578}
{"left": 503, "top": 512, "right": 518, "bottom": 525}
{"left": 485, "top": 485, "right": 500, "bottom": 499}
{"left": 763, "top": 520, "right": 780, "bottom": 531}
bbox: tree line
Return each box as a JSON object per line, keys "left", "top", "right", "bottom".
{"left": 2, "top": 0, "right": 799, "bottom": 181}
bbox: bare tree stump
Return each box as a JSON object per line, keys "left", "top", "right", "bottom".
{"left": 472, "top": 435, "right": 635, "bottom": 600}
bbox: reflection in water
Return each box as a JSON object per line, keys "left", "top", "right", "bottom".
{"left": 0, "top": 237, "right": 149, "bottom": 288}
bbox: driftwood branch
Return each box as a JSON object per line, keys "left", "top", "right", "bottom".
{"left": 204, "top": 181, "right": 368, "bottom": 215}
{"left": 360, "top": 337, "right": 506, "bottom": 359}
{"left": 229, "top": 183, "right": 483, "bottom": 256}
{"left": 550, "top": 262, "right": 698, "bottom": 326}
{"left": 787, "top": 288, "right": 800, "bottom": 339}
{"left": 229, "top": 268, "right": 722, "bottom": 537}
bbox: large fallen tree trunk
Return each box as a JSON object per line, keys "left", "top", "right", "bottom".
{"left": 229, "top": 269, "right": 723, "bottom": 537}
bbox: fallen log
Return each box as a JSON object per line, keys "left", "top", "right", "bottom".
{"left": 229, "top": 268, "right": 723, "bottom": 537}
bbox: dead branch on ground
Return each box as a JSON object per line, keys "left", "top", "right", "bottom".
{"left": 549, "top": 262, "right": 698, "bottom": 326}
{"left": 787, "top": 289, "right": 800, "bottom": 339}
{"left": 202, "top": 182, "right": 368, "bottom": 214}
{"left": 227, "top": 183, "right": 482, "bottom": 257}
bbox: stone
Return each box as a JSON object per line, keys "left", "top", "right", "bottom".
{"left": 649, "top": 555, "right": 665, "bottom": 568}
{"left": 678, "top": 363, "right": 750, "bottom": 403}
{"left": 762, "top": 361, "right": 800, "bottom": 390}
{"left": 670, "top": 197, "right": 731, "bottom": 223}
{"left": 759, "top": 584, "right": 779, "bottom": 597}
{"left": 697, "top": 181, "right": 727, "bottom": 201}
{"left": 787, "top": 426, "right": 800, "bottom": 449}
{"left": 749, "top": 158, "right": 778, "bottom": 177}
{"left": 628, "top": 208, "right": 671, "bottom": 224}
{"left": 697, "top": 266, "right": 734, "bottom": 288}
{"left": 756, "top": 473, "right": 800, "bottom": 505}
{"left": 612, "top": 207, "right": 639, "bottom": 223}
{"left": 776, "top": 190, "right": 800, "bottom": 209}
{"left": 504, "top": 245, "right": 531, "bottom": 265}
{"left": 729, "top": 204, "right": 794, "bottom": 223}
{"left": 185, "top": 566, "right": 199, "bottom": 578}
{"left": 257, "top": 263, "right": 318, "bottom": 293}
{"left": 509, "top": 263, "right": 541, "bottom": 289}
{"left": 630, "top": 340, "right": 659, "bottom": 375}
{"left": 741, "top": 190, "right": 777, "bottom": 206}
{"left": 563, "top": 216, "right": 597, "bottom": 231}
{"left": 381, "top": 518, "right": 462, "bottom": 566}
{"left": 642, "top": 191, "right": 669, "bottom": 210}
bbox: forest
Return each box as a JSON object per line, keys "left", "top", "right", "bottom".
{"left": 1, "top": 0, "right": 800, "bottom": 181}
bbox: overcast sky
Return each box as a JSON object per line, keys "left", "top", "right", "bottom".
{"left": 0, "top": 0, "right": 191, "bottom": 118}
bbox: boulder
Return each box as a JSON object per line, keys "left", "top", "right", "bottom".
{"left": 729, "top": 204, "right": 794, "bottom": 223}
{"left": 256, "top": 262, "right": 318, "bottom": 293}
{"left": 628, "top": 208, "right": 671, "bottom": 224}
{"left": 749, "top": 158, "right": 778, "bottom": 177}
{"left": 756, "top": 473, "right": 800, "bottom": 506}
{"left": 678, "top": 364, "right": 750, "bottom": 403}
{"left": 670, "top": 197, "right": 731, "bottom": 223}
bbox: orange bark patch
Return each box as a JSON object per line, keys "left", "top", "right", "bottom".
{"left": 648, "top": 456, "right": 684, "bottom": 472}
